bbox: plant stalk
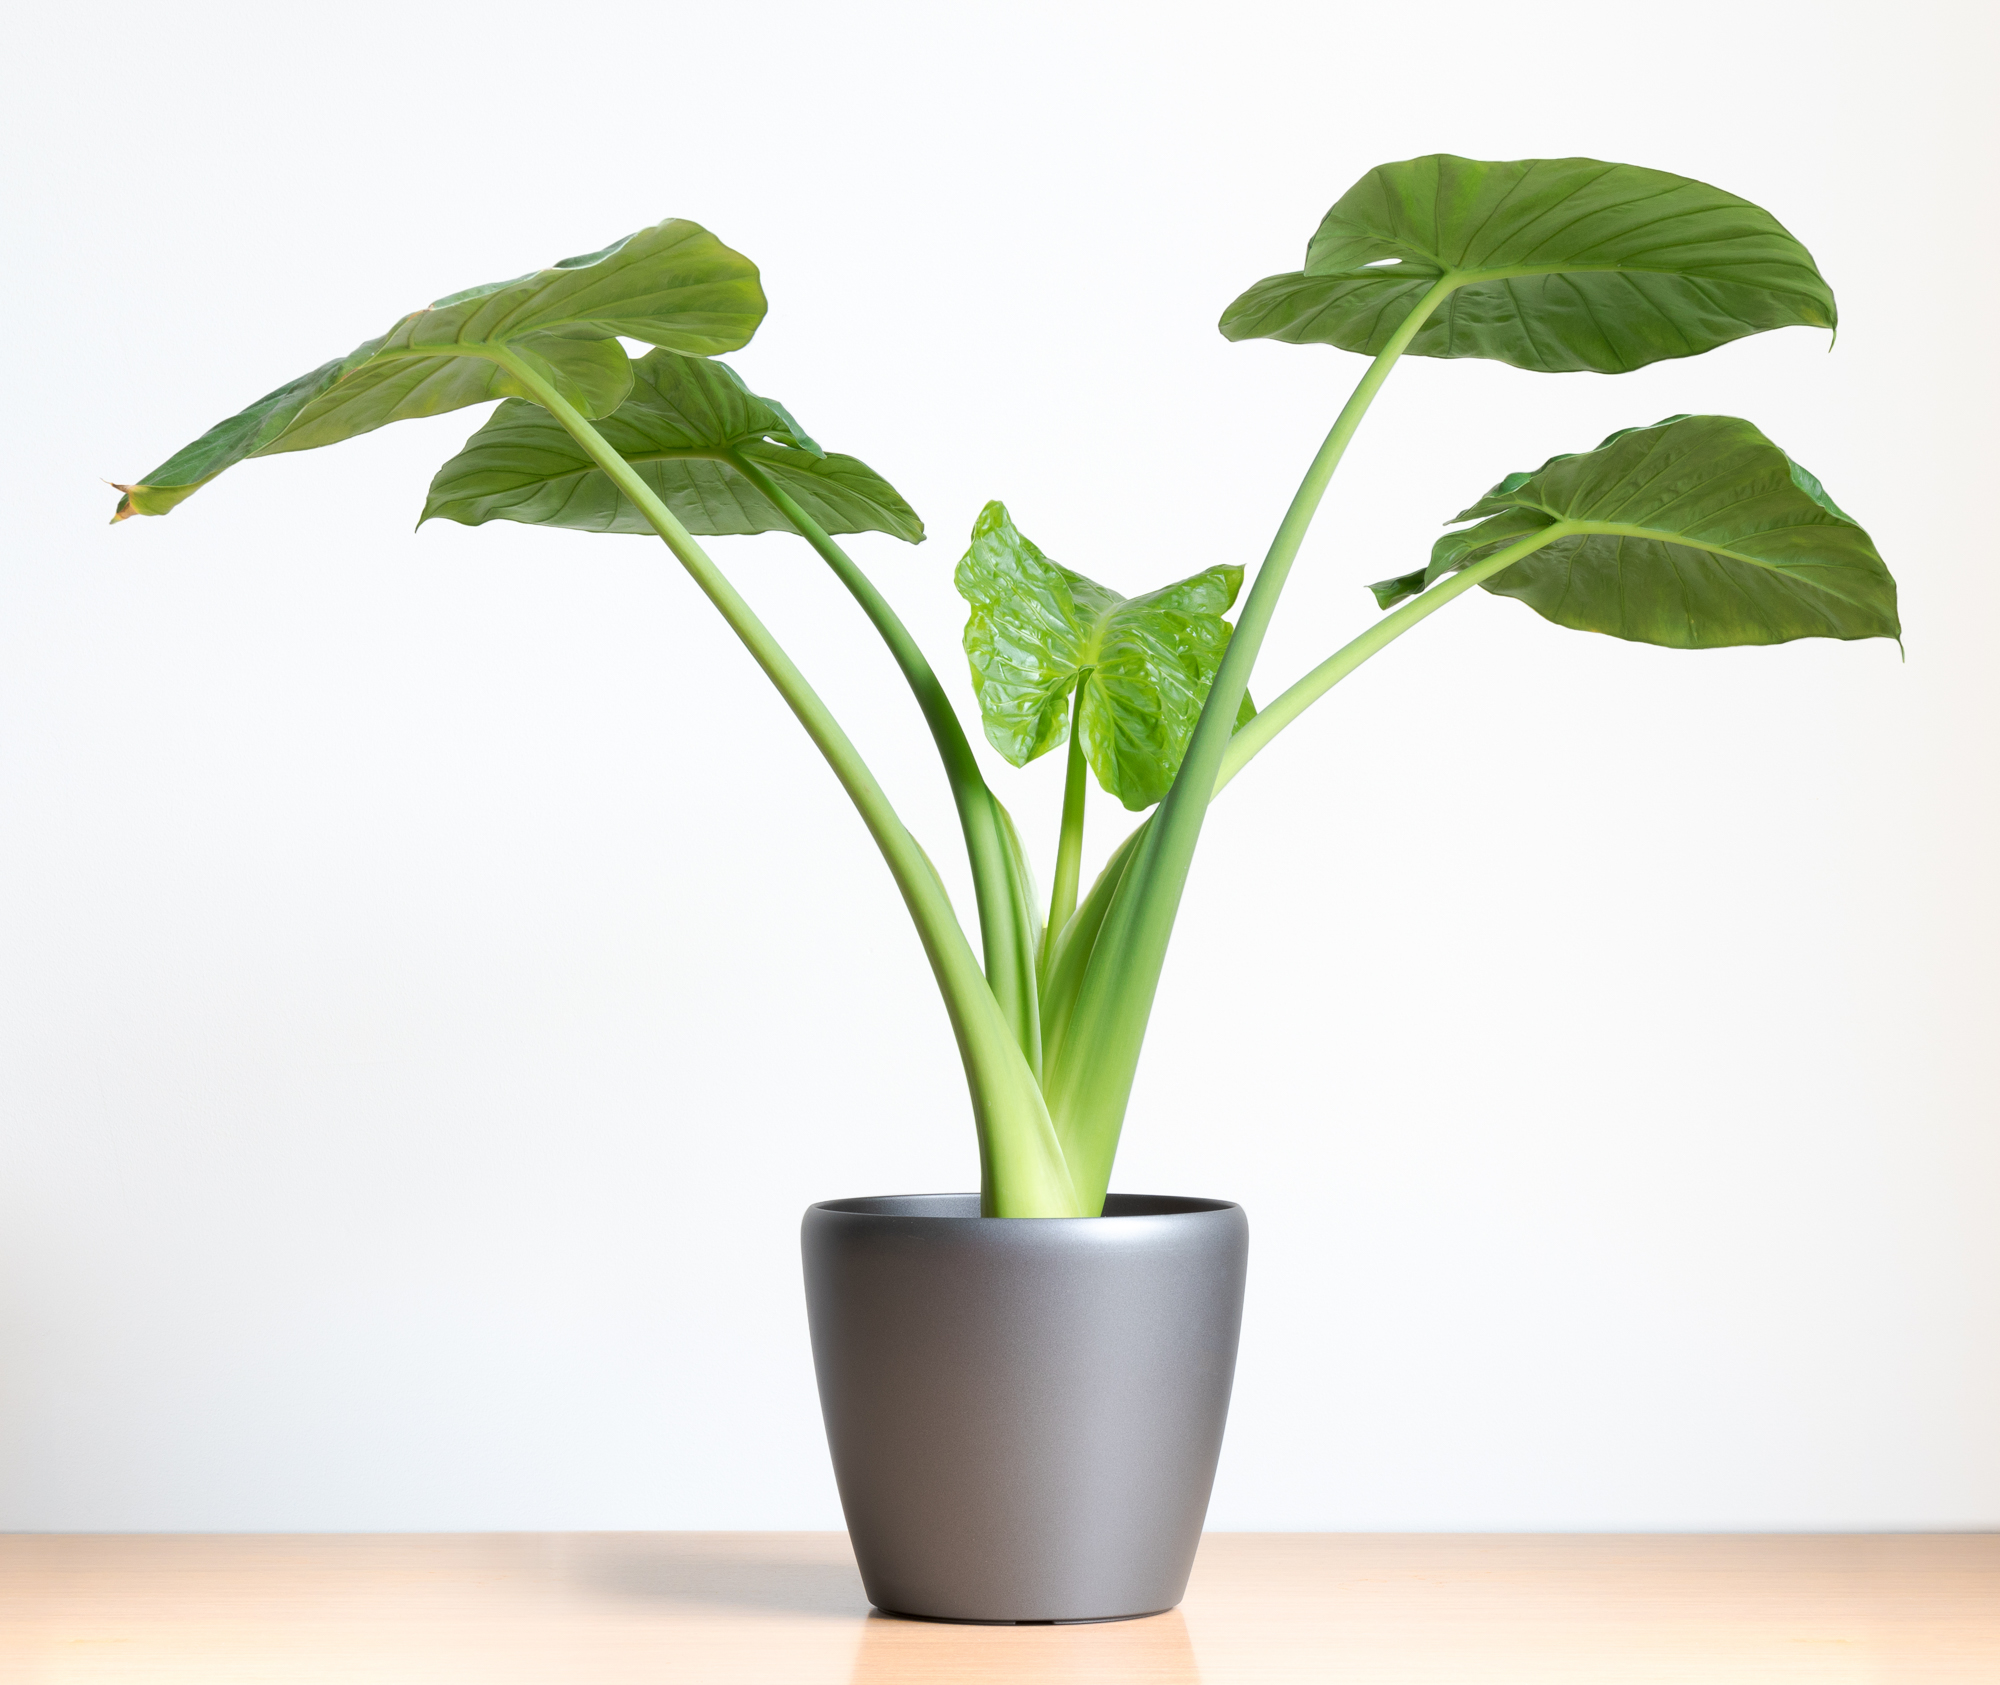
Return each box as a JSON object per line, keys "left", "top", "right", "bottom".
{"left": 725, "top": 450, "right": 1044, "bottom": 1077}
{"left": 490, "top": 350, "right": 1078, "bottom": 1216}
{"left": 1043, "top": 682, "right": 1091, "bottom": 976}
{"left": 1038, "top": 817, "right": 1146, "bottom": 1089}
{"left": 1038, "top": 528, "right": 1561, "bottom": 1169}
{"left": 1040, "top": 278, "right": 1459, "bottom": 1210}
{"left": 1215, "top": 529, "right": 1567, "bottom": 792}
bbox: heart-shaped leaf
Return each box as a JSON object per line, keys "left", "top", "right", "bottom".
{"left": 955, "top": 503, "right": 1243, "bottom": 811}
{"left": 419, "top": 349, "right": 921, "bottom": 542}
{"left": 1222, "top": 155, "right": 1834, "bottom": 374}
{"left": 1369, "top": 415, "right": 1897, "bottom": 647}
{"left": 112, "top": 220, "right": 765, "bottom": 521}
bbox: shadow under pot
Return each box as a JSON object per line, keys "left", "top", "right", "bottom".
{"left": 801, "top": 1192, "right": 1249, "bottom": 1623}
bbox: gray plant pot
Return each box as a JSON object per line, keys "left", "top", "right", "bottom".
{"left": 801, "top": 1192, "right": 1248, "bottom": 1623}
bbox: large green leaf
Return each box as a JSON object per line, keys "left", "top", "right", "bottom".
{"left": 1221, "top": 155, "right": 1834, "bottom": 374}
{"left": 956, "top": 502, "right": 1243, "bottom": 811}
{"left": 112, "top": 221, "right": 765, "bottom": 521}
{"left": 419, "top": 349, "right": 921, "bottom": 542}
{"left": 1368, "top": 414, "right": 1898, "bottom": 647}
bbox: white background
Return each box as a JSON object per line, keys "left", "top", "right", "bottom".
{"left": 3, "top": 0, "right": 1994, "bottom": 1531}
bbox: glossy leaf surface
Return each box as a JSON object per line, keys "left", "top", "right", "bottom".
{"left": 421, "top": 350, "right": 921, "bottom": 541}
{"left": 1371, "top": 415, "right": 1898, "bottom": 647}
{"left": 113, "top": 221, "right": 765, "bottom": 520}
{"left": 1221, "top": 155, "right": 1834, "bottom": 373}
{"left": 956, "top": 503, "right": 1243, "bottom": 811}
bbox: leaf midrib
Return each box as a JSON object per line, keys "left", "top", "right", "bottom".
{"left": 1290, "top": 263, "right": 1828, "bottom": 314}
{"left": 434, "top": 443, "right": 788, "bottom": 513}
{"left": 1528, "top": 519, "right": 1883, "bottom": 612}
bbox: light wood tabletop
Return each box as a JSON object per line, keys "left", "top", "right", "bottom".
{"left": 2, "top": 1531, "right": 1995, "bottom": 1683}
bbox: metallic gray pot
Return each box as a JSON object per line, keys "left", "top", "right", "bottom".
{"left": 801, "top": 1192, "right": 1248, "bottom": 1623}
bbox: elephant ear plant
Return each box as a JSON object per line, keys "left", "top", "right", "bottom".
{"left": 113, "top": 155, "right": 1898, "bottom": 1217}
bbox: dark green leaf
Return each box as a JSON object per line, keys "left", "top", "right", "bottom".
{"left": 955, "top": 503, "right": 1243, "bottom": 811}
{"left": 113, "top": 220, "right": 765, "bottom": 521}
{"left": 1222, "top": 155, "right": 1834, "bottom": 374}
{"left": 1404, "top": 415, "right": 1897, "bottom": 647}
{"left": 1447, "top": 418, "right": 1695, "bottom": 524}
{"left": 419, "top": 349, "right": 921, "bottom": 542}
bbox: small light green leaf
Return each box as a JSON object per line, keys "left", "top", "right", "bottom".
{"left": 955, "top": 503, "right": 1244, "bottom": 811}
{"left": 1222, "top": 155, "right": 1834, "bottom": 374}
{"left": 112, "top": 220, "right": 765, "bottom": 521}
{"left": 1417, "top": 415, "right": 1897, "bottom": 647}
{"left": 1087, "top": 571, "right": 1245, "bottom": 809}
{"left": 419, "top": 349, "right": 921, "bottom": 542}
{"left": 956, "top": 506, "right": 1112, "bottom": 766}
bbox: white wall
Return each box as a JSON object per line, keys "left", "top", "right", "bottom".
{"left": 3, "top": 0, "right": 1994, "bottom": 1531}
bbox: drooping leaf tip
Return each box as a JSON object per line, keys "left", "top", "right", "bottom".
{"left": 1368, "top": 569, "right": 1426, "bottom": 610}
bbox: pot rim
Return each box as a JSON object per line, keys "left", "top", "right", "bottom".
{"left": 807, "top": 1192, "right": 1240, "bottom": 1221}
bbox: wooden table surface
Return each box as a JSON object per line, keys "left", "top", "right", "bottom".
{"left": 3, "top": 1532, "right": 1995, "bottom": 1683}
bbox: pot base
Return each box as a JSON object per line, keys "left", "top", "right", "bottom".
{"left": 876, "top": 1607, "right": 1172, "bottom": 1626}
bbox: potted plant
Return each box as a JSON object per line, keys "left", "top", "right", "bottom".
{"left": 110, "top": 154, "right": 1897, "bottom": 1623}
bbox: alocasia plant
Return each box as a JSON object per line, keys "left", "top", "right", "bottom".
{"left": 113, "top": 155, "right": 1897, "bottom": 1217}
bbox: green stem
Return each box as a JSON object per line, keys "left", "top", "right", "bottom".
{"left": 1039, "top": 531, "right": 1559, "bottom": 1187}
{"left": 490, "top": 352, "right": 1077, "bottom": 1216}
{"left": 724, "top": 450, "right": 1043, "bottom": 1077}
{"left": 1041, "top": 279, "right": 1458, "bottom": 1211}
{"left": 1043, "top": 682, "right": 1091, "bottom": 976}
{"left": 1216, "top": 529, "right": 1567, "bottom": 793}
{"left": 1038, "top": 817, "right": 1146, "bottom": 1115}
